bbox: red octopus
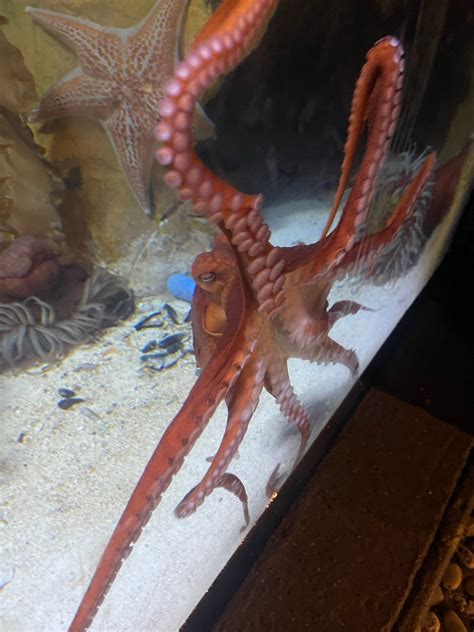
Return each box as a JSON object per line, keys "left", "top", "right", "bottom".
{"left": 68, "top": 0, "right": 437, "bottom": 629}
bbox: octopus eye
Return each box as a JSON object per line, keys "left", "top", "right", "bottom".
{"left": 199, "top": 272, "right": 216, "bottom": 284}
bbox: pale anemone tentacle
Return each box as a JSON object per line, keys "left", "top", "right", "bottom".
{"left": 0, "top": 269, "right": 133, "bottom": 370}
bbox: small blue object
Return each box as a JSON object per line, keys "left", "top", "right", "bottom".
{"left": 167, "top": 274, "right": 196, "bottom": 303}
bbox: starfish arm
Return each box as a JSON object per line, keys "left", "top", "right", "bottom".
{"left": 129, "top": 0, "right": 190, "bottom": 81}
{"left": 175, "top": 349, "right": 266, "bottom": 518}
{"left": 32, "top": 70, "right": 116, "bottom": 121}
{"left": 265, "top": 352, "right": 311, "bottom": 460}
{"left": 105, "top": 103, "right": 157, "bottom": 213}
{"left": 26, "top": 7, "right": 123, "bottom": 79}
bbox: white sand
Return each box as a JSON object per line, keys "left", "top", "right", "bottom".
{"left": 0, "top": 178, "right": 468, "bottom": 632}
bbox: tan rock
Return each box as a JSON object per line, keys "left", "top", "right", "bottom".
{"left": 0, "top": 24, "right": 64, "bottom": 242}
{"left": 457, "top": 544, "right": 474, "bottom": 570}
{"left": 442, "top": 562, "right": 464, "bottom": 591}
{"left": 0, "top": 0, "right": 214, "bottom": 278}
{"left": 420, "top": 611, "right": 440, "bottom": 632}
{"left": 464, "top": 576, "right": 474, "bottom": 597}
{"left": 429, "top": 584, "right": 445, "bottom": 606}
{"left": 0, "top": 24, "right": 37, "bottom": 113}
{"left": 443, "top": 609, "right": 467, "bottom": 632}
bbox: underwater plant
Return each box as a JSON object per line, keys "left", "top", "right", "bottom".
{"left": 66, "top": 0, "right": 449, "bottom": 629}
{"left": 0, "top": 266, "right": 133, "bottom": 371}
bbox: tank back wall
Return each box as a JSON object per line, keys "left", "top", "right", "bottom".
{"left": 199, "top": 0, "right": 473, "bottom": 202}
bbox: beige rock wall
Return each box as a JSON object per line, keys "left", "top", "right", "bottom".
{"left": 0, "top": 1, "right": 214, "bottom": 294}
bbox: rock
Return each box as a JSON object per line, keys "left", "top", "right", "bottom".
{"left": 429, "top": 584, "right": 445, "bottom": 606}
{"left": 442, "top": 562, "right": 463, "bottom": 590}
{"left": 420, "top": 611, "right": 440, "bottom": 632}
{"left": 464, "top": 576, "right": 474, "bottom": 597}
{"left": 443, "top": 609, "right": 467, "bottom": 632}
{"left": 457, "top": 544, "right": 474, "bottom": 570}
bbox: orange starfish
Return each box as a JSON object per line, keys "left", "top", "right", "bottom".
{"left": 26, "top": 0, "right": 208, "bottom": 214}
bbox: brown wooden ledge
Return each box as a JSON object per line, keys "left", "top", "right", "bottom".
{"left": 212, "top": 389, "right": 472, "bottom": 632}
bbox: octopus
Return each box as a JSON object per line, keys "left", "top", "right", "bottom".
{"left": 68, "top": 0, "right": 439, "bottom": 629}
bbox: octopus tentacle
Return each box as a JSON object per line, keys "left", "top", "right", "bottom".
{"left": 265, "top": 353, "right": 311, "bottom": 460}
{"left": 215, "top": 472, "right": 250, "bottom": 529}
{"left": 328, "top": 300, "right": 369, "bottom": 328}
{"left": 175, "top": 350, "right": 267, "bottom": 518}
{"left": 318, "top": 337, "right": 359, "bottom": 377}
{"left": 292, "top": 37, "right": 405, "bottom": 285}
{"left": 321, "top": 37, "right": 404, "bottom": 238}
{"left": 155, "top": 0, "right": 286, "bottom": 317}
{"left": 338, "top": 151, "right": 436, "bottom": 275}
{"left": 68, "top": 287, "right": 259, "bottom": 632}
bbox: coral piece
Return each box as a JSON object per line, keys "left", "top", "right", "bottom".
{"left": 0, "top": 267, "right": 134, "bottom": 371}
{"left": 0, "top": 235, "right": 65, "bottom": 300}
{"left": 66, "top": 1, "right": 443, "bottom": 629}
{"left": 26, "top": 0, "right": 212, "bottom": 215}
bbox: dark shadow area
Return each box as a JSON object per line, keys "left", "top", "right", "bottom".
{"left": 368, "top": 191, "right": 473, "bottom": 434}
{"left": 197, "top": 0, "right": 472, "bottom": 205}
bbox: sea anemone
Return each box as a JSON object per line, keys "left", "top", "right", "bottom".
{"left": 0, "top": 267, "right": 133, "bottom": 370}
{"left": 350, "top": 149, "right": 434, "bottom": 286}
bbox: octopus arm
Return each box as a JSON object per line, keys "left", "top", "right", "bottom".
{"left": 339, "top": 151, "right": 436, "bottom": 274}
{"left": 156, "top": 0, "right": 287, "bottom": 317}
{"left": 68, "top": 285, "right": 258, "bottom": 632}
{"left": 322, "top": 37, "right": 405, "bottom": 238}
{"left": 292, "top": 37, "right": 406, "bottom": 285}
{"left": 175, "top": 350, "right": 267, "bottom": 518}
{"left": 264, "top": 351, "right": 311, "bottom": 460}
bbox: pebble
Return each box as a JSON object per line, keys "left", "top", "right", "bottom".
{"left": 58, "top": 397, "right": 84, "bottom": 410}
{"left": 166, "top": 274, "right": 195, "bottom": 302}
{"left": 442, "top": 562, "right": 463, "bottom": 590}
{"left": 443, "top": 609, "right": 467, "bottom": 632}
{"left": 464, "top": 576, "right": 474, "bottom": 597}
{"left": 457, "top": 544, "right": 474, "bottom": 569}
{"left": 421, "top": 611, "right": 440, "bottom": 632}
{"left": 80, "top": 407, "right": 100, "bottom": 421}
{"left": 58, "top": 387, "right": 76, "bottom": 398}
{"left": 429, "top": 584, "right": 445, "bottom": 606}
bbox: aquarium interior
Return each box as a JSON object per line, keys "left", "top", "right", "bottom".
{"left": 0, "top": 0, "right": 472, "bottom": 631}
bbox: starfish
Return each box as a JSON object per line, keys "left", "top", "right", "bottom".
{"left": 26, "top": 0, "right": 209, "bottom": 215}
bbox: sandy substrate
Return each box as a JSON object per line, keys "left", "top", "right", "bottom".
{"left": 0, "top": 184, "right": 466, "bottom": 631}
